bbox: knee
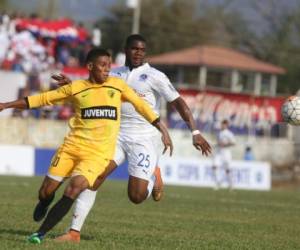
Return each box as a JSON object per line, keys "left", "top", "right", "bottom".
{"left": 64, "top": 186, "right": 83, "bottom": 199}
{"left": 128, "top": 190, "right": 147, "bottom": 204}
{"left": 39, "top": 185, "right": 54, "bottom": 200}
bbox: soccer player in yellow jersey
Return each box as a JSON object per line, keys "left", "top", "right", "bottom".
{"left": 0, "top": 48, "right": 173, "bottom": 244}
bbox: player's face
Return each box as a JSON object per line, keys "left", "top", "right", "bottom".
{"left": 126, "top": 40, "right": 146, "bottom": 68}
{"left": 221, "top": 122, "right": 228, "bottom": 130}
{"left": 89, "top": 55, "right": 111, "bottom": 83}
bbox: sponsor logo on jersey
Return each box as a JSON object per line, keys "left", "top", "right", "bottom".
{"left": 107, "top": 89, "right": 115, "bottom": 98}
{"left": 81, "top": 106, "right": 117, "bottom": 120}
{"left": 139, "top": 74, "right": 148, "bottom": 81}
{"left": 134, "top": 89, "right": 146, "bottom": 97}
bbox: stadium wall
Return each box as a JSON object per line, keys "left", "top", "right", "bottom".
{"left": 0, "top": 118, "right": 294, "bottom": 165}
{"left": 0, "top": 145, "right": 271, "bottom": 190}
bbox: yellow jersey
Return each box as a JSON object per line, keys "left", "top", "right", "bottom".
{"left": 27, "top": 77, "right": 159, "bottom": 159}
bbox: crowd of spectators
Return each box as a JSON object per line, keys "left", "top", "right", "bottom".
{"left": 0, "top": 12, "right": 103, "bottom": 120}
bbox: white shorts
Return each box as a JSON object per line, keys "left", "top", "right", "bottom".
{"left": 212, "top": 151, "right": 232, "bottom": 170}
{"left": 113, "top": 133, "right": 162, "bottom": 181}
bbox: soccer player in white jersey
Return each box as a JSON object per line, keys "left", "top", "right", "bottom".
{"left": 212, "top": 119, "right": 236, "bottom": 190}
{"left": 54, "top": 34, "right": 211, "bottom": 243}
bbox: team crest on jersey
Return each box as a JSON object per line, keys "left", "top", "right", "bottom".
{"left": 107, "top": 90, "right": 115, "bottom": 98}
{"left": 139, "top": 74, "right": 148, "bottom": 81}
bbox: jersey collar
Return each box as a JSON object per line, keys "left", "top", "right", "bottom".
{"left": 127, "top": 63, "right": 150, "bottom": 72}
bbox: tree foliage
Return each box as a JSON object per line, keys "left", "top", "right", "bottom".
{"left": 98, "top": 0, "right": 300, "bottom": 94}
{"left": 99, "top": 0, "right": 214, "bottom": 55}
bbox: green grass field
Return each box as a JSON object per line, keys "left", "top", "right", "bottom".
{"left": 0, "top": 176, "right": 300, "bottom": 250}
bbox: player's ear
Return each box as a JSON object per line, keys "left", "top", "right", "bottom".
{"left": 87, "top": 62, "right": 93, "bottom": 71}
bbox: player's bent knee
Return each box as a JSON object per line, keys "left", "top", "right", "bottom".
{"left": 39, "top": 184, "right": 56, "bottom": 199}
{"left": 64, "top": 186, "right": 84, "bottom": 199}
{"left": 128, "top": 190, "right": 147, "bottom": 204}
{"left": 64, "top": 176, "right": 89, "bottom": 199}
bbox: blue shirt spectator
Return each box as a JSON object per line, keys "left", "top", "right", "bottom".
{"left": 244, "top": 146, "right": 255, "bottom": 161}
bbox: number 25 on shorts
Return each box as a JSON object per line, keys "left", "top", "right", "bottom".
{"left": 137, "top": 153, "right": 150, "bottom": 168}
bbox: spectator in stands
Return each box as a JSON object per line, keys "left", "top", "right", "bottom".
{"left": 56, "top": 41, "right": 70, "bottom": 66}
{"left": 77, "top": 22, "right": 88, "bottom": 44}
{"left": 244, "top": 145, "right": 255, "bottom": 161}
{"left": 115, "top": 51, "right": 125, "bottom": 66}
{"left": 92, "top": 23, "right": 101, "bottom": 47}
{"left": 0, "top": 20, "right": 9, "bottom": 64}
{"left": 0, "top": 12, "right": 91, "bottom": 120}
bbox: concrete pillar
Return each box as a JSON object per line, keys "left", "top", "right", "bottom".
{"left": 254, "top": 73, "right": 262, "bottom": 96}
{"left": 270, "top": 74, "right": 277, "bottom": 96}
{"left": 198, "top": 66, "right": 207, "bottom": 90}
{"left": 230, "top": 69, "right": 239, "bottom": 92}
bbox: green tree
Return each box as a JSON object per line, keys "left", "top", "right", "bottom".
{"left": 0, "top": 0, "right": 6, "bottom": 10}
{"left": 98, "top": 0, "right": 214, "bottom": 55}
{"left": 247, "top": 0, "right": 300, "bottom": 94}
{"left": 199, "top": 1, "right": 256, "bottom": 52}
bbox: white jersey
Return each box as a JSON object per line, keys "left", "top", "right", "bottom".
{"left": 216, "top": 129, "right": 235, "bottom": 154}
{"left": 110, "top": 63, "right": 180, "bottom": 137}
{"left": 213, "top": 128, "right": 235, "bottom": 169}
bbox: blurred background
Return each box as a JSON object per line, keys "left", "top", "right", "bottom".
{"left": 0, "top": 0, "right": 300, "bottom": 190}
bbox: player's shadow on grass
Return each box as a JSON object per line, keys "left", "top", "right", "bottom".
{"left": 79, "top": 234, "right": 96, "bottom": 241}
{"left": 0, "top": 228, "right": 95, "bottom": 242}
{"left": 0, "top": 228, "right": 31, "bottom": 236}
{"left": 0, "top": 228, "right": 33, "bottom": 242}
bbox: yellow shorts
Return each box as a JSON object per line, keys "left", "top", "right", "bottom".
{"left": 48, "top": 141, "right": 110, "bottom": 187}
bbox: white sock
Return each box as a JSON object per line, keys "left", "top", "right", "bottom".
{"left": 147, "top": 175, "right": 155, "bottom": 198}
{"left": 70, "top": 189, "right": 97, "bottom": 232}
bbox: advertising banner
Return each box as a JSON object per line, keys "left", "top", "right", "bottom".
{"left": 159, "top": 156, "right": 271, "bottom": 190}
{"left": 168, "top": 89, "right": 286, "bottom": 136}
{"left": 0, "top": 145, "right": 34, "bottom": 176}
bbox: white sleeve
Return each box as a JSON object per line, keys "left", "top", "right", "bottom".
{"left": 150, "top": 71, "right": 180, "bottom": 102}
{"left": 228, "top": 131, "right": 236, "bottom": 144}
{"left": 109, "top": 69, "right": 120, "bottom": 77}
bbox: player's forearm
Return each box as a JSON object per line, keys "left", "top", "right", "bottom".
{"left": 170, "top": 97, "right": 197, "bottom": 131}
{"left": 0, "top": 98, "right": 28, "bottom": 110}
{"left": 152, "top": 118, "right": 165, "bottom": 132}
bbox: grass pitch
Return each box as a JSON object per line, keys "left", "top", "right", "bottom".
{"left": 0, "top": 176, "right": 300, "bottom": 250}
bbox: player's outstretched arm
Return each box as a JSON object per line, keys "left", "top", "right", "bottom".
{"left": 170, "top": 97, "right": 212, "bottom": 156}
{"left": 0, "top": 98, "right": 28, "bottom": 111}
{"left": 1, "top": 84, "right": 72, "bottom": 112}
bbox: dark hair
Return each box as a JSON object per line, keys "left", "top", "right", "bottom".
{"left": 222, "top": 119, "right": 229, "bottom": 125}
{"left": 125, "top": 34, "right": 146, "bottom": 48}
{"left": 85, "top": 48, "right": 111, "bottom": 64}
